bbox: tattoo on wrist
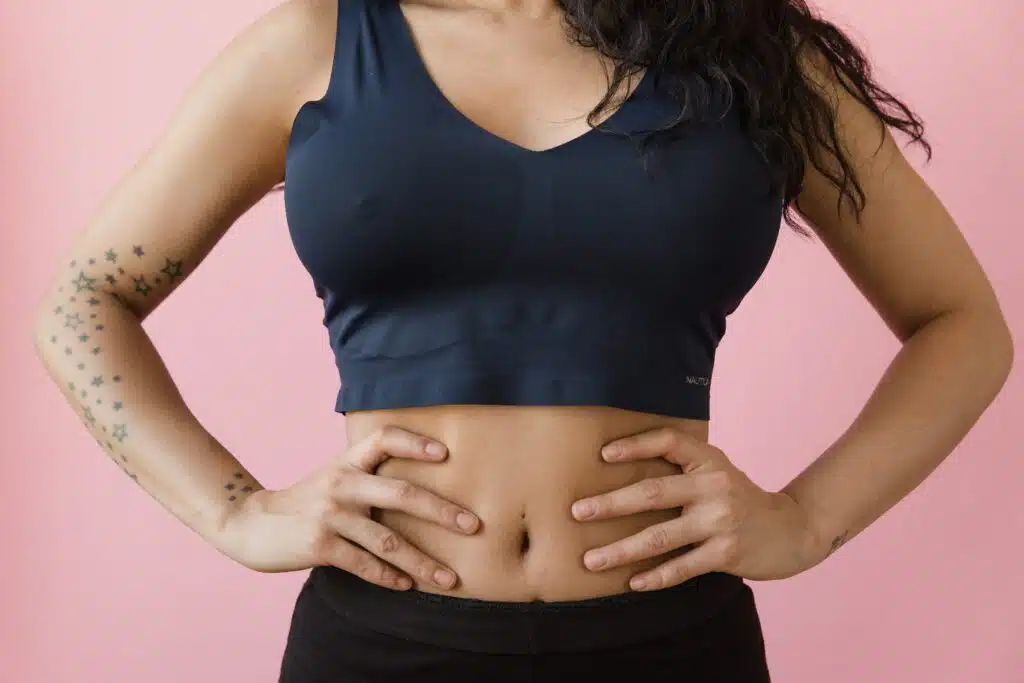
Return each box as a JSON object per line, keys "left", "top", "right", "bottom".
{"left": 828, "top": 530, "right": 850, "bottom": 556}
{"left": 223, "top": 472, "right": 259, "bottom": 502}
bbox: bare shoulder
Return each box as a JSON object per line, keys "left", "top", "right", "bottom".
{"left": 33, "top": 0, "right": 341, "bottom": 322}
{"left": 266, "top": 0, "right": 340, "bottom": 106}
{"left": 197, "top": 0, "right": 342, "bottom": 117}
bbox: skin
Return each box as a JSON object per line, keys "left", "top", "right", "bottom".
{"left": 32, "top": 0, "right": 1012, "bottom": 607}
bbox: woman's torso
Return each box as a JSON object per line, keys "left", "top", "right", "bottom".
{"left": 285, "top": 0, "right": 780, "bottom": 601}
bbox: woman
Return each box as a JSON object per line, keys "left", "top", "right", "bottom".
{"left": 32, "top": 0, "right": 1013, "bottom": 680}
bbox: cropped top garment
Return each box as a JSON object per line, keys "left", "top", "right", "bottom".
{"left": 284, "top": 0, "right": 785, "bottom": 420}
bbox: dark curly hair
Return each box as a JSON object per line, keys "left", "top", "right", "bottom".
{"left": 559, "top": 0, "right": 931, "bottom": 232}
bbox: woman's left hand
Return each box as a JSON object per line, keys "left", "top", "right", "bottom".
{"left": 572, "top": 426, "right": 822, "bottom": 590}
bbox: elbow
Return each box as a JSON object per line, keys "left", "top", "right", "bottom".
{"left": 972, "top": 303, "right": 1015, "bottom": 389}
{"left": 30, "top": 282, "right": 73, "bottom": 368}
{"left": 30, "top": 298, "right": 59, "bottom": 366}
{"left": 918, "top": 301, "right": 1015, "bottom": 396}
{"left": 983, "top": 299, "right": 1015, "bottom": 372}
{"left": 996, "top": 315, "right": 1015, "bottom": 378}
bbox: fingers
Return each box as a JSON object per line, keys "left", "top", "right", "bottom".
{"left": 601, "top": 426, "right": 718, "bottom": 470}
{"left": 332, "top": 513, "right": 459, "bottom": 590}
{"left": 345, "top": 426, "right": 449, "bottom": 473}
{"left": 572, "top": 474, "right": 696, "bottom": 521}
{"left": 323, "top": 425, "right": 477, "bottom": 592}
{"left": 582, "top": 515, "right": 704, "bottom": 572}
{"left": 333, "top": 471, "right": 480, "bottom": 535}
{"left": 627, "top": 536, "right": 735, "bottom": 591}
{"left": 317, "top": 536, "right": 413, "bottom": 591}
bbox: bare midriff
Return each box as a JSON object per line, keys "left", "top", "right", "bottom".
{"left": 346, "top": 404, "right": 709, "bottom": 602}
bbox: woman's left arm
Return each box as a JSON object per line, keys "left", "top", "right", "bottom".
{"left": 778, "top": 60, "right": 1014, "bottom": 567}
{"left": 573, "top": 60, "right": 1013, "bottom": 589}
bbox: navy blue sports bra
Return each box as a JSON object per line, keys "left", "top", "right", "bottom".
{"left": 284, "top": 0, "right": 785, "bottom": 420}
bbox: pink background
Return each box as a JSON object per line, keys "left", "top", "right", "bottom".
{"left": 2, "top": 0, "right": 1021, "bottom": 681}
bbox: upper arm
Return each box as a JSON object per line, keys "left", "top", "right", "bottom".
{"left": 793, "top": 54, "right": 1006, "bottom": 343}
{"left": 34, "top": 0, "right": 337, "bottom": 321}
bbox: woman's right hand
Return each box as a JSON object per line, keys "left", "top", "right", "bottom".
{"left": 218, "top": 426, "right": 480, "bottom": 590}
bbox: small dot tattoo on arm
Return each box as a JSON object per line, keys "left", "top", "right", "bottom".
{"left": 224, "top": 472, "right": 259, "bottom": 502}
{"left": 829, "top": 530, "right": 850, "bottom": 556}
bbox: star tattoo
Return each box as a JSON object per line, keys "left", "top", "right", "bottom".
{"left": 133, "top": 276, "right": 152, "bottom": 296}
{"left": 72, "top": 271, "right": 97, "bottom": 292}
{"left": 160, "top": 258, "right": 184, "bottom": 282}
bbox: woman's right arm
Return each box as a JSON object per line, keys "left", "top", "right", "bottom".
{"left": 30, "top": 0, "right": 478, "bottom": 590}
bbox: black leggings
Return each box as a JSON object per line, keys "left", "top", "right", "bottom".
{"left": 279, "top": 566, "right": 772, "bottom": 682}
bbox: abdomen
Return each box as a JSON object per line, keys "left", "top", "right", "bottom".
{"left": 348, "top": 404, "right": 707, "bottom": 601}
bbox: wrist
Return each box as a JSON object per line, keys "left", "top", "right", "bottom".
{"left": 211, "top": 487, "right": 270, "bottom": 561}
{"left": 774, "top": 489, "right": 830, "bottom": 573}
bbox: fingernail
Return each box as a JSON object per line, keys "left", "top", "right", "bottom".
{"left": 630, "top": 576, "right": 648, "bottom": 590}
{"left": 572, "top": 501, "right": 595, "bottom": 519}
{"left": 396, "top": 577, "right": 412, "bottom": 590}
{"left": 584, "top": 552, "right": 606, "bottom": 570}
{"left": 456, "top": 512, "right": 478, "bottom": 532}
{"left": 433, "top": 569, "right": 456, "bottom": 588}
{"left": 425, "top": 442, "right": 446, "bottom": 457}
{"left": 602, "top": 445, "right": 621, "bottom": 460}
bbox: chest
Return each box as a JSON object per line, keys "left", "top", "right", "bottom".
{"left": 284, "top": 1, "right": 785, "bottom": 315}
{"left": 287, "top": 117, "right": 780, "bottom": 313}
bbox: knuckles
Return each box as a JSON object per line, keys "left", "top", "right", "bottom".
{"left": 326, "top": 460, "right": 356, "bottom": 497}
{"left": 644, "top": 526, "right": 672, "bottom": 554}
{"left": 662, "top": 564, "right": 686, "bottom": 587}
{"left": 350, "top": 552, "right": 377, "bottom": 580}
{"left": 308, "top": 528, "right": 336, "bottom": 564}
{"left": 639, "top": 477, "right": 666, "bottom": 503}
{"left": 315, "top": 499, "right": 339, "bottom": 529}
{"left": 659, "top": 427, "right": 683, "bottom": 451}
{"left": 390, "top": 479, "right": 418, "bottom": 505}
{"left": 717, "top": 535, "right": 740, "bottom": 566}
{"left": 375, "top": 531, "right": 402, "bottom": 555}
{"left": 701, "top": 469, "right": 734, "bottom": 497}
{"left": 705, "top": 498, "right": 740, "bottom": 533}
{"left": 371, "top": 426, "right": 392, "bottom": 446}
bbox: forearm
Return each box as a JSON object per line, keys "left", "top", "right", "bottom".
{"left": 782, "top": 306, "right": 1014, "bottom": 565}
{"left": 32, "top": 291, "right": 263, "bottom": 553}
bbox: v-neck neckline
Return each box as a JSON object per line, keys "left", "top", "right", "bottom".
{"left": 387, "top": 0, "right": 652, "bottom": 156}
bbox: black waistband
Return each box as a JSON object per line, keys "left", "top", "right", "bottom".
{"left": 309, "top": 565, "right": 749, "bottom": 654}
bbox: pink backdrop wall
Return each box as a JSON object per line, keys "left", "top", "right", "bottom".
{"left": 2, "top": 0, "right": 1021, "bottom": 681}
